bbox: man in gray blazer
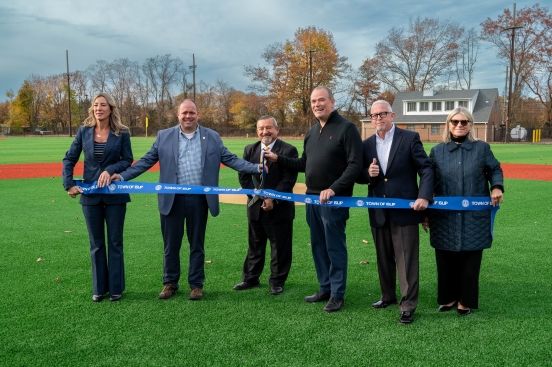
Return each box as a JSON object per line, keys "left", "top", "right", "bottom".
{"left": 114, "top": 99, "right": 260, "bottom": 300}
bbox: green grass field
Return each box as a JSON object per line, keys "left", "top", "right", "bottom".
{"left": 0, "top": 136, "right": 551, "bottom": 164}
{"left": 0, "top": 137, "right": 551, "bottom": 366}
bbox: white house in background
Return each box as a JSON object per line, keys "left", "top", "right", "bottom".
{"left": 361, "top": 88, "right": 501, "bottom": 142}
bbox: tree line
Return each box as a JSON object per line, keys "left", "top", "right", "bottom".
{"left": 1, "top": 4, "right": 550, "bottom": 135}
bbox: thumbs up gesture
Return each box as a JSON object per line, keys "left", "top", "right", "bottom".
{"left": 368, "top": 158, "right": 380, "bottom": 177}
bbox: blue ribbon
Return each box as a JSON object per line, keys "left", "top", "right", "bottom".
{"left": 77, "top": 181, "right": 498, "bottom": 212}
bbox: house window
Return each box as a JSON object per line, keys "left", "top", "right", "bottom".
{"left": 431, "top": 125, "right": 441, "bottom": 135}
{"left": 407, "top": 102, "right": 416, "bottom": 112}
{"left": 432, "top": 101, "right": 442, "bottom": 111}
{"left": 419, "top": 102, "right": 429, "bottom": 111}
{"left": 406, "top": 124, "right": 417, "bottom": 131}
{"left": 458, "top": 100, "right": 468, "bottom": 108}
{"left": 445, "top": 101, "right": 455, "bottom": 110}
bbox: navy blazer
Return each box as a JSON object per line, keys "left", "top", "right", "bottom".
{"left": 119, "top": 125, "right": 259, "bottom": 217}
{"left": 62, "top": 126, "right": 133, "bottom": 205}
{"left": 238, "top": 139, "right": 298, "bottom": 222}
{"left": 361, "top": 127, "right": 433, "bottom": 227}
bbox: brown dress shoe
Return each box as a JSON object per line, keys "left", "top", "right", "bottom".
{"left": 159, "top": 284, "right": 178, "bottom": 299}
{"left": 189, "top": 287, "right": 203, "bottom": 300}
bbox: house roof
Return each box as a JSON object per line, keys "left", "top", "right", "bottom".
{"left": 390, "top": 88, "right": 499, "bottom": 123}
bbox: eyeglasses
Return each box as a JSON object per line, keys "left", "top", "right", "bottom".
{"left": 450, "top": 119, "right": 470, "bottom": 126}
{"left": 370, "top": 112, "right": 391, "bottom": 120}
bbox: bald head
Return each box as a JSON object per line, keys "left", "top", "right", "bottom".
{"left": 178, "top": 99, "right": 199, "bottom": 133}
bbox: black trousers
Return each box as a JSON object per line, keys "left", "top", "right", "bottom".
{"left": 160, "top": 195, "right": 208, "bottom": 289}
{"left": 435, "top": 249, "right": 483, "bottom": 309}
{"left": 82, "top": 203, "right": 126, "bottom": 296}
{"left": 242, "top": 215, "right": 293, "bottom": 287}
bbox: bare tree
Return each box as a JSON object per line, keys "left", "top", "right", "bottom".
{"left": 87, "top": 60, "right": 110, "bottom": 93}
{"left": 215, "top": 80, "right": 234, "bottom": 125}
{"left": 455, "top": 28, "right": 480, "bottom": 90}
{"left": 105, "top": 58, "right": 142, "bottom": 128}
{"left": 375, "top": 17, "right": 464, "bottom": 92}
{"left": 525, "top": 63, "right": 552, "bottom": 124}
{"left": 481, "top": 4, "right": 552, "bottom": 124}
{"left": 142, "top": 54, "right": 184, "bottom": 126}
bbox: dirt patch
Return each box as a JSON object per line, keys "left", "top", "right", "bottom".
{"left": 219, "top": 183, "right": 307, "bottom": 205}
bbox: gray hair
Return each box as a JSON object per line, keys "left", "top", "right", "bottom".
{"left": 257, "top": 115, "right": 279, "bottom": 128}
{"left": 371, "top": 99, "right": 393, "bottom": 113}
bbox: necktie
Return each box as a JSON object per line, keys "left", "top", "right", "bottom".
{"left": 260, "top": 146, "right": 268, "bottom": 184}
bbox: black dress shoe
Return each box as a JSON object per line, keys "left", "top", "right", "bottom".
{"left": 304, "top": 291, "right": 331, "bottom": 303}
{"left": 399, "top": 311, "right": 414, "bottom": 324}
{"left": 438, "top": 302, "right": 457, "bottom": 312}
{"left": 457, "top": 307, "right": 472, "bottom": 316}
{"left": 233, "top": 281, "right": 259, "bottom": 291}
{"left": 323, "top": 297, "right": 344, "bottom": 312}
{"left": 109, "top": 294, "right": 122, "bottom": 302}
{"left": 270, "top": 285, "right": 284, "bottom": 295}
{"left": 92, "top": 294, "right": 105, "bottom": 302}
{"left": 372, "top": 300, "right": 397, "bottom": 309}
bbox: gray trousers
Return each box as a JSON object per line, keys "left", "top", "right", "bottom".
{"left": 372, "top": 222, "right": 419, "bottom": 312}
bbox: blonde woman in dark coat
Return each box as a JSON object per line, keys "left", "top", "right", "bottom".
{"left": 62, "top": 93, "right": 133, "bottom": 302}
{"left": 428, "top": 107, "right": 504, "bottom": 315}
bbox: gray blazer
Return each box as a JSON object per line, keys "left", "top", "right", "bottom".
{"left": 120, "top": 125, "right": 258, "bottom": 216}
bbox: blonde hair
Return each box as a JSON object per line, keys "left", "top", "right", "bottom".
{"left": 83, "top": 92, "right": 128, "bottom": 135}
{"left": 442, "top": 106, "right": 475, "bottom": 142}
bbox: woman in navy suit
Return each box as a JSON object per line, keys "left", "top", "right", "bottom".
{"left": 62, "top": 93, "right": 133, "bottom": 302}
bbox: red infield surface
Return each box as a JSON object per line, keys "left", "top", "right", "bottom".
{"left": 0, "top": 162, "right": 550, "bottom": 181}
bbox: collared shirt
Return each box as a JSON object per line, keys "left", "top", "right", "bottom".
{"left": 177, "top": 127, "right": 202, "bottom": 185}
{"left": 376, "top": 123, "right": 395, "bottom": 175}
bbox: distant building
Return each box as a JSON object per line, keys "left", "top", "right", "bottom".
{"left": 361, "top": 88, "right": 501, "bottom": 142}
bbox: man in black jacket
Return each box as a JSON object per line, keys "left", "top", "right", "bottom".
{"left": 233, "top": 116, "right": 298, "bottom": 295}
{"left": 361, "top": 100, "right": 433, "bottom": 324}
{"left": 265, "top": 87, "right": 363, "bottom": 312}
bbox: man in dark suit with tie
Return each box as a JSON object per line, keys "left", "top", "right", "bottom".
{"left": 113, "top": 99, "right": 260, "bottom": 301}
{"left": 233, "top": 116, "right": 298, "bottom": 295}
{"left": 361, "top": 100, "right": 433, "bottom": 324}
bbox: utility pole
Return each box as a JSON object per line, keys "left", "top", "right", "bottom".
{"left": 189, "top": 53, "right": 197, "bottom": 102}
{"left": 66, "top": 49, "right": 72, "bottom": 137}
{"left": 503, "top": 2, "right": 523, "bottom": 143}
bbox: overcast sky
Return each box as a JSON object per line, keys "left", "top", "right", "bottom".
{"left": 0, "top": 0, "right": 538, "bottom": 102}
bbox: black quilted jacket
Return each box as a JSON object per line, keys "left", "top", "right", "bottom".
{"left": 428, "top": 140, "right": 504, "bottom": 251}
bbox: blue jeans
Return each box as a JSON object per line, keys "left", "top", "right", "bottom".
{"left": 306, "top": 204, "right": 349, "bottom": 300}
